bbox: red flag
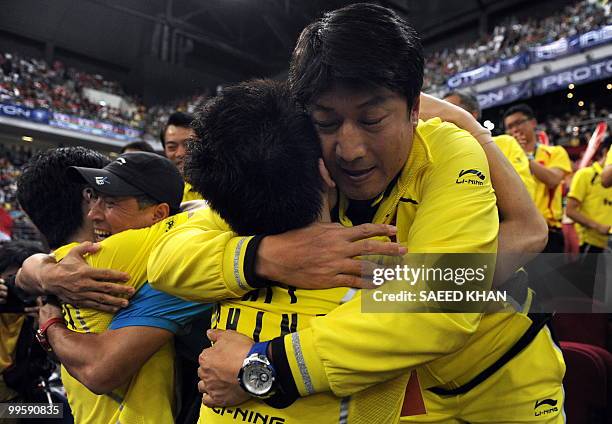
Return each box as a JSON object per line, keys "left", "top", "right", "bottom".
{"left": 579, "top": 121, "right": 608, "bottom": 169}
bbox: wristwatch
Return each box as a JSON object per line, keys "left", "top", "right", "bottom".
{"left": 238, "top": 341, "right": 277, "bottom": 398}
{"left": 36, "top": 317, "right": 65, "bottom": 352}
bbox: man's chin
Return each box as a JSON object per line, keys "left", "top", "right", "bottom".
{"left": 337, "top": 181, "right": 384, "bottom": 202}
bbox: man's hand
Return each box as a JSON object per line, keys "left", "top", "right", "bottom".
{"left": 19, "top": 242, "right": 133, "bottom": 313}
{"left": 256, "top": 222, "right": 406, "bottom": 289}
{"left": 596, "top": 224, "right": 611, "bottom": 236}
{"left": 198, "top": 329, "right": 254, "bottom": 408}
{"left": 38, "top": 299, "right": 64, "bottom": 324}
{"left": 0, "top": 282, "right": 7, "bottom": 304}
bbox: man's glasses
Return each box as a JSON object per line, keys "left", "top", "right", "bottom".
{"left": 505, "top": 118, "right": 530, "bottom": 131}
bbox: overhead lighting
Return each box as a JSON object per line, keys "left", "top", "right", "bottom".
{"left": 578, "top": 101, "right": 584, "bottom": 107}
{"left": 483, "top": 120, "right": 495, "bottom": 130}
{"left": 21, "top": 135, "right": 33, "bottom": 142}
{"left": 567, "top": 93, "right": 574, "bottom": 99}
{"left": 568, "top": 83, "right": 575, "bottom": 90}
{"left": 607, "top": 83, "right": 612, "bottom": 90}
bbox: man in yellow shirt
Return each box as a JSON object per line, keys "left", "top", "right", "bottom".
{"left": 443, "top": 91, "right": 536, "bottom": 200}
{"left": 160, "top": 111, "right": 203, "bottom": 202}
{"left": 504, "top": 104, "right": 572, "bottom": 253}
{"left": 566, "top": 139, "right": 612, "bottom": 294}
{"left": 16, "top": 148, "right": 210, "bottom": 423}
{"left": 152, "top": 4, "right": 561, "bottom": 423}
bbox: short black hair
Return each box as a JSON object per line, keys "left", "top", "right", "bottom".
{"left": 289, "top": 3, "right": 424, "bottom": 109}
{"left": 187, "top": 79, "right": 324, "bottom": 235}
{"left": 444, "top": 91, "right": 481, "bottom": 119}
{"left": 120, "top": 141, "right": 156, "bottom": 154}
{"left": 17, "top": 147, "right": 109, "bottom": 249}
{"left": 159, "top": 112, "right": 194, "bottom": 148}
{"left": 0, "top": 240, "right": 45, "bottom": 274}
{"left": 503, "top": 104, "right": 535, "bottom": 121}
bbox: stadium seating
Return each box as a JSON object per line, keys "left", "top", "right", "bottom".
{"left": 561, "top": 341, "right": 611, "bottom": 423}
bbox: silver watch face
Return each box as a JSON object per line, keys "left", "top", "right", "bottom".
{"left": 242, "top": 358, "right": 274, "bottom": 396}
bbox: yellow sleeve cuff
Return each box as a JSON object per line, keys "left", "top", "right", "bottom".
{"left": 221, "top": 236, "right": 257, "bottom": 296}
{"left": 283, "top": 327, "right": 330, "bottom": 396}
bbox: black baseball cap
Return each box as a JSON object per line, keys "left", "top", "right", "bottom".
{"left": 68, "top": 152, "right": 184, "bottom": 213}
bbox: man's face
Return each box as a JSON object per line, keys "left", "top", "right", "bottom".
{"left": 504, "top": 112, "right": 536, "bottom": 149}
{"left": 164, "top": 125, "right": 194, "bottom": 174}
{"left": 310, "top": 86, "right": 418, "bottom": 200}
{"left": 86, "top": 192, "right": 159, "bottom": 241}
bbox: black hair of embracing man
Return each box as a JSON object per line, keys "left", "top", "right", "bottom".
{"left": 289, "top": 2, "right": 424, "bottom": 109}
{"left": 17, "top": 147, "right": 109, "bottom": 249}
{"left": 186, "top": 79, "right": 324, "bottom": 235}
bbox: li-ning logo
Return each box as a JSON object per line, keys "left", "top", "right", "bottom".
{"left": 456, "top": 169, "right": 486, "bottom": 186}
{"left": 604, "top": 198, "right": 612, "bottom": 206}
{"left": 534, "top": 398, "right": 558, "bottom": 416}
{"left": 95, "top": 176, "right": 110, "bottom": 186}
{"left": 116, "top": 158, "right": 127, "bottom": 165}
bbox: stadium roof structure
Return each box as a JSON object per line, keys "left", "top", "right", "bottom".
{"left": 1, "top": 0, "right": 570, "bottom": 84}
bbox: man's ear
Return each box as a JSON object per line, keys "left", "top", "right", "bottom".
{"left": 410, "top": 95, "right": 421, "bottom": 125}
{"left": 318, "top": 158, "right": 336, "bottom": 190}
{"left": 151, "top": 203, "right": 170, "bottom": 223}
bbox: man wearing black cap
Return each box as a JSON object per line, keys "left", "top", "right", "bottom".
{"left": 16, "top": 149, "right": 210, "bottom": 424}
{"left": 69, "top": 152, "right": 184, "bottom": 241}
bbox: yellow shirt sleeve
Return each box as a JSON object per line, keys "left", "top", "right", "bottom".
{"left": 148, "top": 207, "right": 257, "bottom": 302}
{"left": 567, "top": 168, "right": 590, "bottom": 203}
{"left": 285, "top": 127, "right": 499, "bottom": 397}
{"left": 549, "top": 146, "right": 572, "bottom": 174}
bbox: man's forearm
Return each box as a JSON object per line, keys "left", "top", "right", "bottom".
{"left": 47, "top": 324, "right": 171, "bottom": 394}
{"left": 420, "top": 93, "right": 547, "bottom": 282}
{"left": 567, "top": 205, "right": 609, "bottom": 235}
{"left": 16, "top": 254, "right": 56, "bottom": 294}
{"left": 46, "top": 323, "right": 107, "bottom": 392}
{"left": 480, "top": 141, "right": 548, "bottom": 284}
{"left": 530, "top": 161, "right": 563, "bottom": 189}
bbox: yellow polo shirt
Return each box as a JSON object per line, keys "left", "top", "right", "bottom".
{"left": 568, "top": 162, "right": 612, "bottom": 248}
{"left": 529, "top": 144, "right": 572, "bottom": 228}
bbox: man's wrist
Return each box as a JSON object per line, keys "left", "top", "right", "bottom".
{"left": 254, "top": 235, "right": 278, "bottom": 282}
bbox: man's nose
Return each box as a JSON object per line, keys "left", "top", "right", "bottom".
{"left": 335, "top": 121, "right": 366, "bottom": 163}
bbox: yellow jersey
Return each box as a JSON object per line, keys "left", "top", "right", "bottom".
{"left": 493, "top": 134, "right": 536, "bottom": 200}
{"left": 54, "top": 212, "right": 190, "bottom": 424}
{"left": 568, "top": 162, "right": 612, "bottom": 248}
{"left": 605, "top": 149, "right": 612, "bottom": 167}
{"left": 150, "top": 118, "right": 502, "bottom": 423}
{"left": 529, "top": 144, "right": 572, "bottom": 228}
{"left": 183, "top": 181, "right": 204, "bottom": 202}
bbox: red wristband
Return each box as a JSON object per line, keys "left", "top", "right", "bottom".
{"left": 36, "top": 317, "right": 65, "bottom": 352}
{"left": 40, "top": 317, "right": 65, "bottom": 333}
